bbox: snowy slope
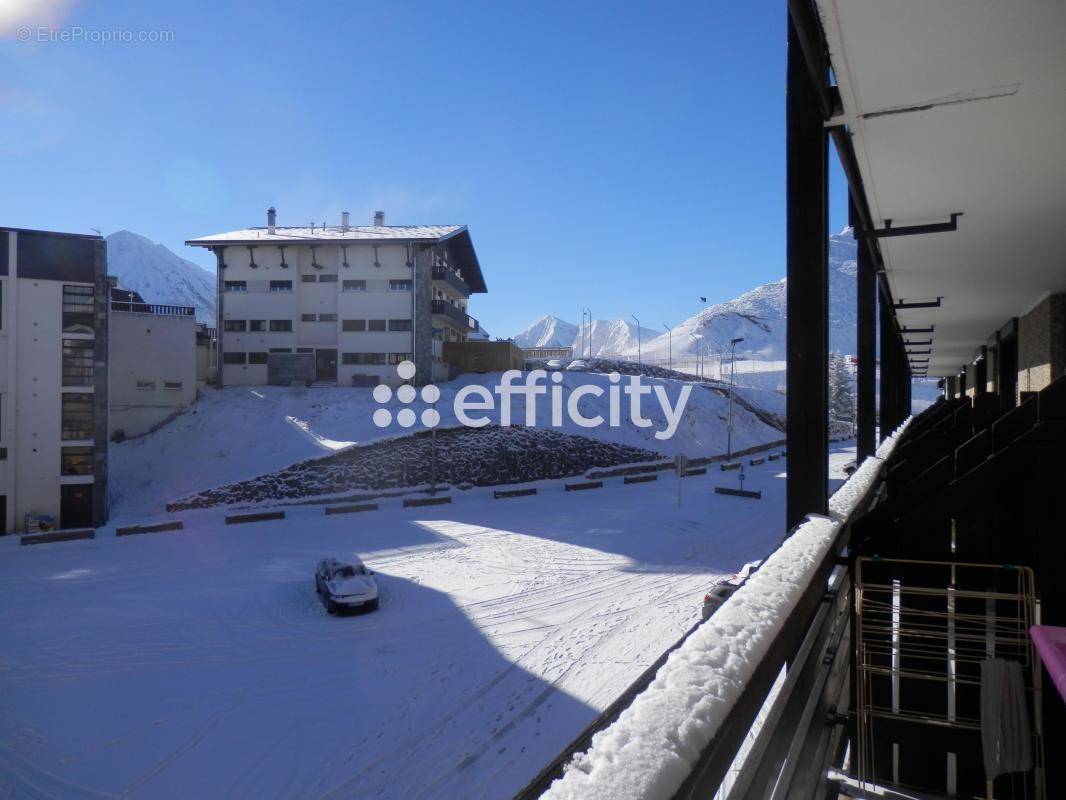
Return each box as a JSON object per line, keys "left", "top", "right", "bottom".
{"left": 106, "top": 230, "right": 216, "bottom": 323}
{"left": 511, "top": 228, "right": 860, "bottom": 362}
{"left": 109, "top": 372, "right": 783, "bottom": 517}
{"left": 0, "top": 449, "right": 854, "bottom": 800}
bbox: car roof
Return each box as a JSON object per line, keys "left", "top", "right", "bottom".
{"left": 322, "top": 555, "right": 366, "bottom": 568}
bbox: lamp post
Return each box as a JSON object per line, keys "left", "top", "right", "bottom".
{"left": 632, "top": 315, "right": 641, "bottom": 364}
{"left": 663, "top": 324, "right": 672, "bottom": 371}
{"left": 727, "top": 336, "right": 744, "bottom": 458}
{"left": 689, "top": 332, "right": 702, "bottom": 379}
{"left": 581, "top": 307, "right": 590, "bottom": 361}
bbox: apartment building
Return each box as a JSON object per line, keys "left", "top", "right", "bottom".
{"left": 186, "top": 210, "right": 486, "bottom": 387}
{"left": 0, "top": 226, "right": 108, "bottom": 534}
{"left": 109, "top": 284, "right": 198, "bottom": 439}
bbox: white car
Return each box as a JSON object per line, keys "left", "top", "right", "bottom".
{"left": 315, "top": 556, "right": 379, "bottom": 614}
{"left": 566, "top": 359, "right": 589, "bottom": 371}
{"left": 701, "top": 559, "right": 763, "bottom": 620}
{"left": 545, "top": 359, "right": 564, "bottom": 371}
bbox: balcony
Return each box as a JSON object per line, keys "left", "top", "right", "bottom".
{"left": 111, "top": 301, "right": 195, "bottom": 317}
{"left": 431, "top": 299, "right": 477, "bottom": 332}
{"left": 431, "top": 265, "right": 470, "bottom": 298}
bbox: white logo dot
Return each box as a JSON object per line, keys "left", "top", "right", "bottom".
{"left": 396, "top": 408, "right": 416, "bottom": 428}
{"left": 397, "top": 360, "right": 416, "bottom": 381}
{"left": 421, "top": 384, "right": 440, "bottom": 403}
{"left": 421, "top": 408, "right": 440, "bottom": 428}
{"left": 397, "top": 384, "right": 416, "bottom": 404}
{"left": 373, "top": 384, "right": 392, "bottom": 403}
{"left": 372, "top": 408, "right": 392, "bottom": 428}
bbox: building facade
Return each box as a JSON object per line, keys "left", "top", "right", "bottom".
{"left": 0, "top": 227, "right": 108, "bottom": 533}
{"left": 109, "top": 286, "right": 198, "bottom": 439}
{"left": 187, "top": 210, "right": 486, "bottom": 387}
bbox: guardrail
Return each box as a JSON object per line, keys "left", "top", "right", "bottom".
{"left": 431, "top": 265, "right": 470, "bottom": 297}
{"left": 111, "top": 301, "right": 195, "bottom": 317}
{"left": 431, "top": 299, "right": 477, "bottom": 332}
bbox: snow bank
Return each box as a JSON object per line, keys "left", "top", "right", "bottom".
{"left": 540, "top": 421, "right": 910, "bottom": 800}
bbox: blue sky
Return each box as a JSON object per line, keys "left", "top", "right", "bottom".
{"left": 1, "top": 0, "right": 847, "bottom": 336}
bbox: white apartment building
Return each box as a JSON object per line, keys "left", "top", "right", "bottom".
{"left": 0, "top": 226, "right": 108, "bottom": 534}
{"left": 109, "top": 285, "right": 198, "bottom": 439}
{"left": 186, "top": 209, "right": 487, "bottom": 387}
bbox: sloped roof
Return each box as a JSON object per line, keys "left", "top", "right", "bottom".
{"left": 186, "top": 224, "right": 486, "bottom": 293}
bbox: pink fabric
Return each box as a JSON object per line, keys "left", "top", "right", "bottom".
{"left": 1030, "top": 625, "right": 1066, "bottom": 703}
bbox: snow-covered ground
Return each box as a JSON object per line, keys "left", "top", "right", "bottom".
{"left": 110, "top": 371, "right": 783, "bottom": 519}
{"left": 0, "top": 445, "right": 856, "bottom": 800}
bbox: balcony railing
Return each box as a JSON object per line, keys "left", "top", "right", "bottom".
{"left": 111, "top": 301, "right": 195, "bottom": 317}
{"left": 431, "top": 299, "right": 477, "bottom": 332}
{"left": 431, "top": 265, "right": 470, "bottom": 297}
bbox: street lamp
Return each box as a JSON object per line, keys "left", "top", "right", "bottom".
{"left": 689, "top": 332, "right": 702, "bottom": 379}
{"left": 727, "top": 336, "right": 744, "bottom": 458}
{"left": 581, "top": 307, "right": 590, "bottom": 361}
{"left": 663, "top": 324, "right": 672, "bottom": 371}
{"left": 632, "top": 315, "right": 641, "bottom": 364}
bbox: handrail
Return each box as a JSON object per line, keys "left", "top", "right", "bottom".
{"left": 517, "top": 421, "right": 915, "bottom": 800}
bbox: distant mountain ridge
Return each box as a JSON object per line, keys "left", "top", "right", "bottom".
{"left": 106, "top": 230, "right": 216, "bottom": 324}
{"left": 511, "top": 228, "right": 860, "bottom": 362}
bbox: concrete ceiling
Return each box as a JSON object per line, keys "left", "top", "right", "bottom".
{"left": 817, "top": 0, "right": 1066, "bottom": 376}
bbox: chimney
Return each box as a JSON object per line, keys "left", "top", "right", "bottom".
{"left": 374, "top": 210, "right": 385, "bottom": 226}
{"left": 267, "top": 206, "right": 276, "bottom": 235}
{"left": 341, "top": 211, "right": 350, "bottom": 231}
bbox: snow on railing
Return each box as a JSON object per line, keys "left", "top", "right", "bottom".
{"left": 539, "top": 420, "right": 912, "bottom": 800}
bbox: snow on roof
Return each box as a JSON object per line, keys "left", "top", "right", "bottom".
{"left": 186, "top": 224, "right": 465, "bottom": 246}
{"left": 540, "top": 419, "right": 913, "bottom": 800}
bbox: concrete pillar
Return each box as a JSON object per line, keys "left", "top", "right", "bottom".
{"left": 1018, "top": 293, "right": 1066, "bottom": 400}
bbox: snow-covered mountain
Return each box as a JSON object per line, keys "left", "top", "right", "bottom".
{"left": 513, "top": 315, "right": 659, "bottom": 358}
{"left": 510, "top": 228, "right": 860, "bottom": 363}
{"left": 513, "top": 315, "right": 580, "bottom": 349}
{"left": 106, "top": 230, "right": 216, "bottom": 324}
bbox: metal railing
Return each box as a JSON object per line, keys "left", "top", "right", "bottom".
{"left": 431, "top": 265, "right": 470, "bottom": 297}
{"left": 111, "top": 301, "right": 195, "bottom": 317}
{"left": 431, "top": 299, "right": 477, "bottom": 332}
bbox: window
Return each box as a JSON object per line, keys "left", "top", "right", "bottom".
{"left": 368, "top": 319, "right": 386, "bottom": 332}
{"left": 343, "top": 280, "right": 366, "bottom": 292}
{"left": 61, "top": 446, "right": 93, "bottom": 476}
{"left": 163, "top": 381, "right": 183, "bottom": 390}
{"left": 249, "top": 320, "right": 266, "bottom": 331}
{"left": 248, "top": 353, "right": 268, "bottom": 365}
{"left": 342, "top": 319, "right": 366, "bottom": 332}
{"left": 62, "top": 285, "right": 95, "bottom": 334}
{"left": 223, "top": 352, "right": 247, "bottom": 365}
{"left": 319, "top": 313, "right": 337, "bottom": 322}
{"left": 301, "top": 274, "right": 317, "bottom": 283}
{"left": 224, "top": 320, "right": 246, "bottom": 332}
{"left": 342, "top": 352, "right": 387, "bottom": 365}
{"left": 224, "top": 281, "right": 247, "bottom": 292}
{"left": 136, "top": 380, "right": 156, "bottom": 390}
{"left": 269, "top": 280, "right": 293, "bottom": 292}
{"left": 61, "top": 393, "right": 93, "bottom": 440}
{"left": 62, "top": 338, "right": 94, "bottom": 386}
{"left": 269, "top": 319, "right": 292, "bottom": 332}
{"left": 269, "top": 347, "right": 292, "bottom": 353}
{"left": 301, "top": 313, "right": 317, "bottom": 322}
{"left": 389, "top": 279, "right": 413, "bottom": 292}
{"left": 389, "top": 353, "right": 413, "bottom": 365}
{"left": 296, "top": 347, "right": 313, "bottom": 354}
{"left": 319, "top": 273, "right": 338, "bottom": 283}
{"left": 388, "top": 319, "right": 413, "bottom": 332}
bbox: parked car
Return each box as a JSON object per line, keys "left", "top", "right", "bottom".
{"left": 545, "top": 359, "right": 564, "bottom": 371}
{"left": 315, "top": 556, "right": 379, "bottom": 614}
{"left": 566, "top": 359, "right": 589, "bottom": 371}
{"left": 701, "top": 559, "right": 763, "bottom": 620}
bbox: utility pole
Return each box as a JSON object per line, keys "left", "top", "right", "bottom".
{"left": 632, "top": 315, "right": 641, "bottom": 364}
{"left": 727, "top": 336, "right": 744, "bottom": 458}
{"left": 663, "top": 324, "right": 672, "bottom": 371}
